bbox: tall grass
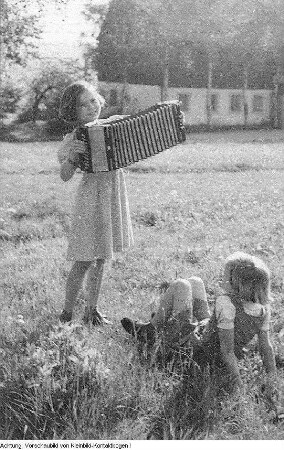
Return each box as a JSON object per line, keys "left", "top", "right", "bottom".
{"left": 1, "top": 130, "right": 284, "bottom": 439}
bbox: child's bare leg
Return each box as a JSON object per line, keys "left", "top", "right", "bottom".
{"left": 151, "top": 279, "right": 193, "bottom": 329}
{"left": 121, "top": 279, "right": 193, "bottom": 342}
{"left": 84, "top": 259, "right": 107, "bottom": 324}
{"left": 189, "top": 276, "right": 210, "bottom": 321}
{"left": 64, "top": 261, "right": 92, "bottom": 313}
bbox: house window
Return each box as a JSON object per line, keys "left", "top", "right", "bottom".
{"left": 230, "top": 94, "right": 242, "bottom": 112}
{"left": 211, "top": 93, "right": 219, "bottom": 112}
{"left": 252, "top": 95, "right": 264, "bottom": 112}
{"left": 109, "top": 89, "right": 118, "bottom": 106}
{"left": 178, "top": 93, "right": 190, "bottom": 112}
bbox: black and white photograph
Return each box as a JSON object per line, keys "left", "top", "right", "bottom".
{"left": 1, "top": 0, "right": 284, "bottom": 442}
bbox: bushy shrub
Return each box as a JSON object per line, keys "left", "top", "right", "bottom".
{"left": 16, "top": 108, "right": 48, "bottom": 124}
{"left": 45, "top": 117, "right": 72, "bottom": 139}
{"left": 0, "top": 85, "right": 22, "bottom": 116}
{"left": 0, "top": 123, "right": 16, "bottom": 141}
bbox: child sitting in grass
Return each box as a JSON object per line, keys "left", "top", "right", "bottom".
{"left": 121, "top": 252, "right": 281, "bottom": 401}
{"left": 122, "top": 275, "right": 211, "bottom": 363}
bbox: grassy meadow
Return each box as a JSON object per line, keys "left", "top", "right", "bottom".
{"left": 1, "top": 129, "right": 284, "bottom": 439}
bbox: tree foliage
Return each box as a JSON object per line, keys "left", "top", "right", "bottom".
{"left": 0, "top": 84, "right": 22, "bottom": 118}
{"left": 0, "top": 0, "right": 43, "bottom": 67}
{"left": 84, "top": 0, "right": 151, "bottom": 83}
{"left": 18, "top": 61, "right": 81, "bottom": 125}
{"left": 1, "top": 0, "right": 71, "bottom": 68}
{"left": 85, "top": 0, "right": 283, "bottom": 90}
{"left": 0, "top": 0, "right": 74, "bottom": 121}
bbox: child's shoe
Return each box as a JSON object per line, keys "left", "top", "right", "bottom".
{"left": 121, "top": 317, "right": 156, "bottom": 346}
{"left": 83, "top": 308, "right": 112, "bottom": 326}
{"left": 59, "top": 310, "right": 72, "bottom": 323}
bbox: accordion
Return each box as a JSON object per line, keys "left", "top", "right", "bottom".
{"left": 76, "top": 100, "right": 186, "bottom": 173}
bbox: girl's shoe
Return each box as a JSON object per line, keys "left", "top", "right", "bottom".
{"left": 59, "top": 310, "right": 72, "bottom": 323}
{"left": 121, "top": 318, "right": 156, "bottom": 345}
{"left": 121, "top": 317, "right": 145, "bottom": 337}
{"left": 83, "top": 308, "right": 112, "bottom": 326}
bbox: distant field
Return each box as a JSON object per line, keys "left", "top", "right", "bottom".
{"left": 0, "top": 129, "right": 284, "bottom": 439}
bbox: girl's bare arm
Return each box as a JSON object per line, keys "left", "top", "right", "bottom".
{"left": 218, "top": 328, "right": 242, "bottom": 390}
{"left": 60, "top": 140, "right": 86, "bottom": 182}
{"left": 258, "top": 330, "right": 276, "bottom": 375}
{"left": 60, "top": 159, "right": 78, "bottom": 182}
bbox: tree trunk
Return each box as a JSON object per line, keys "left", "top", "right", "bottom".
{"left": 206, "top": 59, "right": 213, "bottom": 127}
{"left": 243, "top": 66, "right": 248, "bottom": 128}
{"left": 83, "top": 52, "right": 91, "bottom": 81}
{"left": 120, "top": 79, "right": 128, "bottom": 113}
{"left": 31, "top": 86, "right": 52, "bottom": 122}
{"left": 120, "top": 58, "right": 128, "bottom": 113}
{"left": 32, "top": 97, "right": 41, "bottom": 122}
{"left": 161, "top": 44, "right": 169, "bottom": 102}
{"left": 272, "top": 72, "right": 280, "bottom": 129}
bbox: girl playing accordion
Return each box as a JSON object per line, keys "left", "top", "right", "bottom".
{"left": 58, "top": 81, "right": 133, "bottom": 325}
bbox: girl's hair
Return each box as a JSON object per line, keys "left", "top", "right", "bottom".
{"left": 223, "top": 252, "right": 271, "bottom": 304}
{"left": 159, "top": 280, "right": 170, "bottom": 293}
{"left": 59, "top": 81, "right": 105, "bottom": 124}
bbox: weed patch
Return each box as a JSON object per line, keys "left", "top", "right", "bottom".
{"left": 0, "top": 134, "right": 284, "bottom": 439}
{"left": 0, "top": 324, "right": 107, "bottom": 439}
{"left": 11, "top": 201, "right": 65, "bottom": 221}
{"left": 0, "top": 200, "right": 70, "bottom": 244}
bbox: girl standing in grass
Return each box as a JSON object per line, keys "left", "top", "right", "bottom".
{"left": 58, "top": 81, "right": 133, "bottom": 325}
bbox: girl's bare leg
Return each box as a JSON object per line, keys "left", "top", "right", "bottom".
{"left": 189, "top": 276, "right": 210, "bottom": 321}
{"left": 64, "top": 261, "right": 92, "bottom": 313}
{"left": 151, "top": 279, "right": 193, "bottom": 329}
{"left": 84, "top": 258, "right": 105, "bottom": 313}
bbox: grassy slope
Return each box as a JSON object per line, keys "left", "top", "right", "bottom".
{"left": 0, "top": 130, "right": 284, "bottom": 439}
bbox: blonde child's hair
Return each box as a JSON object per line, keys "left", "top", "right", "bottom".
{"left": 59, "top": 81, "right": 105, "bottom": 124}
{"left": 159, "top": 280, "right": 170, "bottom": 293}
{"left": 223, "top": 251, "right": 271, "bottom": 305}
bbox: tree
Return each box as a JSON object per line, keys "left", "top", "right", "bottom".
{"left": 0, "top": 0, "right": 43, "bottom": 69}
{"left": 88, "top": 0, "right": 202, "bottom": 95}
{"left": 91, "top": 0, "right": 237, "bottom": 102}
{"left": 0, "top": 0, "right": 42, "bottom": 119}
{"left": 84, "top": 0, "right": 157, "bottom": 110}
{"left": 85, "top": 0, "right": 282, "bottom": 104}
{"left": 130, "top": 0, "right": 231, "bottom": 105}
{"left": 0, "top": 0, "right": 71, "bottom": 76}
{"left": 86, "top": 0, "right": 149, "bottom": 80}
{"left": 0, "top": 84, "right": 22, "bottom": 118}
{"left": 0, "top": 0, "right": 74, "bottom": 121}
{"left": 137, "top": 0, "right": 200, "bottom": 100}
{"left": 19, "top": 60, "right": 81, "bottom": 123}
{"left": 255, "top": 0, "right": 284, "bottom": 73}
{"left": 216, "top": 1, "right": 281, "bottom": 125}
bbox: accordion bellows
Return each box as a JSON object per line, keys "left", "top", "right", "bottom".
{"left": 76, "top": 101, "right": 186, "bottom": 172}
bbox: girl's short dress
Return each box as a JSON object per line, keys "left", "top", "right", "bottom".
{"left": 58, "top": 132, "right": 134, "bottom": 261}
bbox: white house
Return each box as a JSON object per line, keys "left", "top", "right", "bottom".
{"left": 99, "top": 81, "right": 272, "bottom": 127}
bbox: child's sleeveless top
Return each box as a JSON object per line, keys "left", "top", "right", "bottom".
{"left": 198, "top": 295, "right": 266, "bottom": 363}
